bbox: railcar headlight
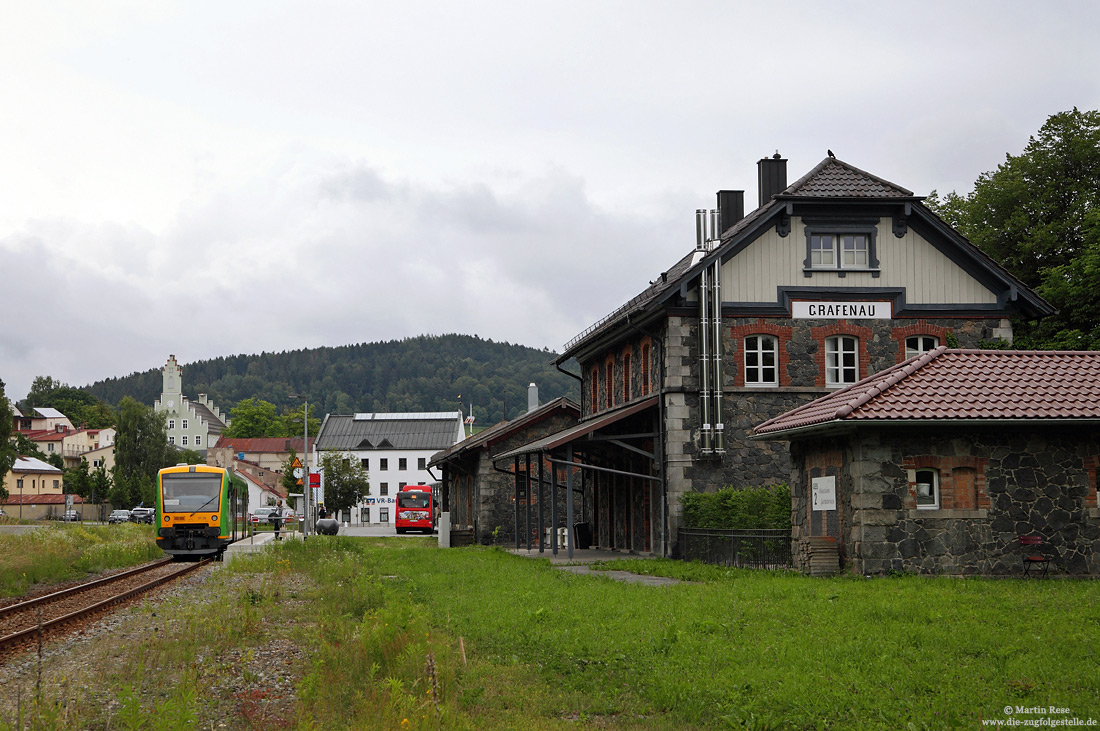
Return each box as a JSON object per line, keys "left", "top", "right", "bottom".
{"left": 210, "top": 515, "right": 218, "bottom": 523}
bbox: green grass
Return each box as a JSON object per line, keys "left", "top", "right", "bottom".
{"left": 0, "top": 523, "right": 165, "bottom": 597}
{"left": 5, "top": 537, "right": 1100, "bottom": 729}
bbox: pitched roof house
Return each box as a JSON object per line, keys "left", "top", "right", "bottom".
{"left": 314, "top": 412, "right": 464, "bottom": 525}
{"left": 754, "top": 348, "right": 1100, "bottom": 575}
{"left": 495, "top": 153, "right": 1052, "bottom": 558}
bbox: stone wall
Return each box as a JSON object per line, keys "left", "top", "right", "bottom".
{"left": 474, "top": 410, "right": 581, "bottom": 546}
{"left": 790, "top": 427, "right": 1100, "bottom": 576}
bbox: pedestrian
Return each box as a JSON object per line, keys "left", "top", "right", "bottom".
{"left": 273, "top": 500, "right": 283, "bottom": 540}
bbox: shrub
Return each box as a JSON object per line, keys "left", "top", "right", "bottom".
{"left": 681, "top": 484, "right": 791, "bottom": 530}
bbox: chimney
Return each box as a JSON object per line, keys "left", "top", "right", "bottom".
{"left": 757, "top": 151, "right": 787, "bottom": 208}
{"left": 717, "top": 190, "right": 744, "bottom": 234}
{"left": 527, "top": 383, "right": 539, "bottom": 413}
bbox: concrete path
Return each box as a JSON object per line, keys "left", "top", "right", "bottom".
{"left": 508, "top": 547, "right": 685, "bottom": 585}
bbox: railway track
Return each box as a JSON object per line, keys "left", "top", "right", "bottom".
{"left": 0, "top": 558, "right": 211, "bottom": 659}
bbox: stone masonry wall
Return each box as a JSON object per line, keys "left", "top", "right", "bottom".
{"left": 796, "top": 427, "right": 1100, "bottom": 576}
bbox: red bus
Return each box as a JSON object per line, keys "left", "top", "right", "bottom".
{"left": 396, "top": 484, "right": 434, "bottom": 534}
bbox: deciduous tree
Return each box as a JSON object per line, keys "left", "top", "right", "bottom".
{"left": 0, "top": 379, "right": 14, "bottom": 499}
{"left": 928, "top": 108, "right": 1100, "bottom": 348}
{"left": 318, "top": 451, "right": 369, "bottom": 518}
{"left": 111, "top": 397, "right": 175, "bottom": 508}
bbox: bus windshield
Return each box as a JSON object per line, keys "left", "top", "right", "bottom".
{"left": 398, "top": 492, "right": 430, "bottom": 509}
{"left": 162, "top": 473, "right": 223, "bottom": 513}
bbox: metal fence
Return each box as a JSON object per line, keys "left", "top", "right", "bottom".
{"left": 678, "top": 528, "right": 793, "bottom": 569}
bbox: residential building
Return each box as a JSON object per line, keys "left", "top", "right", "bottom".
{"left": 1, "top": 456, "right": 69, "bottom": 520}
{"left": 13, "top": 408, "right": 115, "bottom": 470}
{"left": 494, "top": 153, "right": 1052, "bottom": 558}
{"left": 314, "top": 412, "right": 465, "bottom": 525}
{"left": 153, "top": 354, "right": 231, "bottom": 454}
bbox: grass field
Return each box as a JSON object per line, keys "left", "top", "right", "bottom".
{"left": 3, "top": 534, "right": 1099, "bottom": 729}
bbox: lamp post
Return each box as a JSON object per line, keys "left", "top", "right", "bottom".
{"left": 290, "top": 396, "right": 311, "bottom": 539}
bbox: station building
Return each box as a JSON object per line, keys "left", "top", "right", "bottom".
{"left": 494, "top": 154, "right": 1052, "bottom": 558}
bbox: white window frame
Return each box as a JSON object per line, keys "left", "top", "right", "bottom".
{"left": 169, "top": 436, "right": 175, "bottom": 445}
{"left": 399, "top": 458, "right": 407, "bottom": 470}
{"left": 825, "top": 335, "right": 859, "bottom": 387}
{"left": 905, "top": 335, "right": 939, "bottom": 360}
{"left": 168, "top": 419, "right": 175, "bottom": 430}
{"left": 195, "top": 435, "right": 202, "bottom": 446}
{"left": 744, "top": 335, "right": 779, "bottom": 387}
{"left": 380, "top": 507, "right": 390, "bottom": 523}
{"left": 182, "top": 419, "right": 188, "bottom": 429}
{"left": 914, "top": 468, "right": 940, "bottom": 510}
{"left": 181, "top": 435, "right": 188, "bottom": 446}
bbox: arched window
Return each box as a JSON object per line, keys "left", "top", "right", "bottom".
{"left": 744, "top": 335, "right": 778, "bottom": 387}
{"left": 825, "top": 335, "right": 859, "bottom": 386}
{"left": 640, "top": 343, "right": 651, "bottom": 396}
{"left": 590, "top": 366, "right": 599, "bottom": 412}
{"left": 915, "top": 468, "right": 940, "bottom": 510}
{"left": 905, "top": 335, "right": 939, "bottom": 359}
{"left": 623, "top": 353, "right": 632, "bottom": 402}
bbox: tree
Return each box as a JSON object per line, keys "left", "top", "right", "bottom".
{"left": 928, "top": 108, "right": 1100, "bottom": 348}
{"left": 111, "top": 397, "right": 175, "bottom": 508}
{"left": 223, "top": 398, "right": 283, "bottom": 438}
{"left": 318, "top": 451, "right": 369, "bottom": 517}
{"left": 21, "top": 375, "right": 116, "bottom": 428}
{"left": 279, "top": 405, "right": 321, "bottom": 442}
{"left": 64, "top": 457, "right": 93, "bottom": 498}
{"left": 281, "top": 449, "right": 302, "bottom": 497}
{"left": 0, "top": 378, "right": 14, "bottom": 499}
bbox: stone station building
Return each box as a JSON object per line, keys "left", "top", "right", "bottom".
{"left": 754, "top": 348, "right": 1100, "bottom": 576}
{"left": 496, "top": 153, "right": 1052, "bottom": 558}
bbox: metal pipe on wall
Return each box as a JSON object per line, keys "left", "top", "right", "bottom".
{"left": 712, "top": 255, "right": 725, "bottom": 453}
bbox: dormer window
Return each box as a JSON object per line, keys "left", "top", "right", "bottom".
{"left": 804, "top": 222, "right": 879, "bottom": 277}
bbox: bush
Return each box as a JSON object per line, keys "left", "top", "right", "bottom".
{"left": 681, "top": 484, "right": 791, "bottom": 530}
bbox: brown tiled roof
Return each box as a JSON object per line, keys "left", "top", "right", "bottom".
{"left": 213, "top": 437, "right": 314, "bottom": 453}
{"left": 754, "top": 348, "right": 1100, "bottom": 438}
{"left": 782, "top": 156, "right": 915, "bottom": 198}
{"left": 2, "top": 494, "right": 84, "bottom": 505}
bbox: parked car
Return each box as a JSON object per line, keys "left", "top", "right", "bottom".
{"left": 0, "top": 507, "right": 6, "bottom": 518}
{"left": 108, "top": 509, "right": 132, "bottom": 524}
{"left": 249, "top": 507, "right": 279, "bottom": 526}
{"left": 130, "top": 507, "right": 155, "bottom": 524}
{"left": 61, "top": 509, "right": 82, "bottom": 522}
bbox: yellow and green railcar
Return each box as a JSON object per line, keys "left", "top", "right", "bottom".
{"left": 155, "top": 465, "right": 233, "bottom": 561}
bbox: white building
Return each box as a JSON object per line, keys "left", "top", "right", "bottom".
{"left": 313, "top": 412, "right": 464, "bottom": 525}
{"left": 153, "top": 354, "right": 231, "bottom": 454}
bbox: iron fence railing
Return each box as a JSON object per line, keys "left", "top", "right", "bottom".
{"left": 678, "top": 528, "right": 793, "bottom": 569}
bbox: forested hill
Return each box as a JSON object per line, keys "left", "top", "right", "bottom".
{"left": 84, "top": 334, "right": 580, "bottom": 425}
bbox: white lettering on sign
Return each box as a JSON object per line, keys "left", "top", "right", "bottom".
{"left": 792, "top": 301, "right": 892, "bottom": 319}
{"left": 811, "top": 476, "right": 837, "bottom": 511}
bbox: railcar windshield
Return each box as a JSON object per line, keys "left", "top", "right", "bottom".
{"left": 161, "top": 473, "right": 224, "bottom": 513}
{"left": 398, "top": 492, "right": 430, "bottom": 509}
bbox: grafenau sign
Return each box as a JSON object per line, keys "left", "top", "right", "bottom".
{"left": 792, "top": 301, "right": 892, "bottom": 319}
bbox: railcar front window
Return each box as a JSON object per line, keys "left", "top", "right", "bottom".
{"left": 162, "top": 473, "right": 223, "bottom": 512}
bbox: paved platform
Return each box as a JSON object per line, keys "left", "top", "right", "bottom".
{"left": 222, "top": 531, "right": 299, "bottom": 565}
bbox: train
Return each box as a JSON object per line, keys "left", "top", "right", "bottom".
{"left": 155, "top": 464, "right": 235, "bottom": 561}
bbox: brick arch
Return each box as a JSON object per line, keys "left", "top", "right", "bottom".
{"left": 809, "top": 322, "right": 873, "bottom": 388}
{"left": 729, "top": 320, "right": 793, "bottom": 387}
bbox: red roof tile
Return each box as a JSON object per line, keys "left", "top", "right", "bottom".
{"left": 754, "top": 348, "right": 1100, "bottom": 437}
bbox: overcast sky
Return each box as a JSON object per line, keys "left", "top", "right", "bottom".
{"left": 3, "top": 1, "right": 1098, "bottom": 402}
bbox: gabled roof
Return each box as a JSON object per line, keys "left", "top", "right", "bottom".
{"left": 754, "top": 348, "right": 1100, "bottom": 439}
{"left": 316, "top": 412, "right": 463, "bottom": 452}
{"left": 558, "top": 156, "right": 1051, "bottom": 362}
{"left": 429, "top": 397, "right": 580, "bottom": 467}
